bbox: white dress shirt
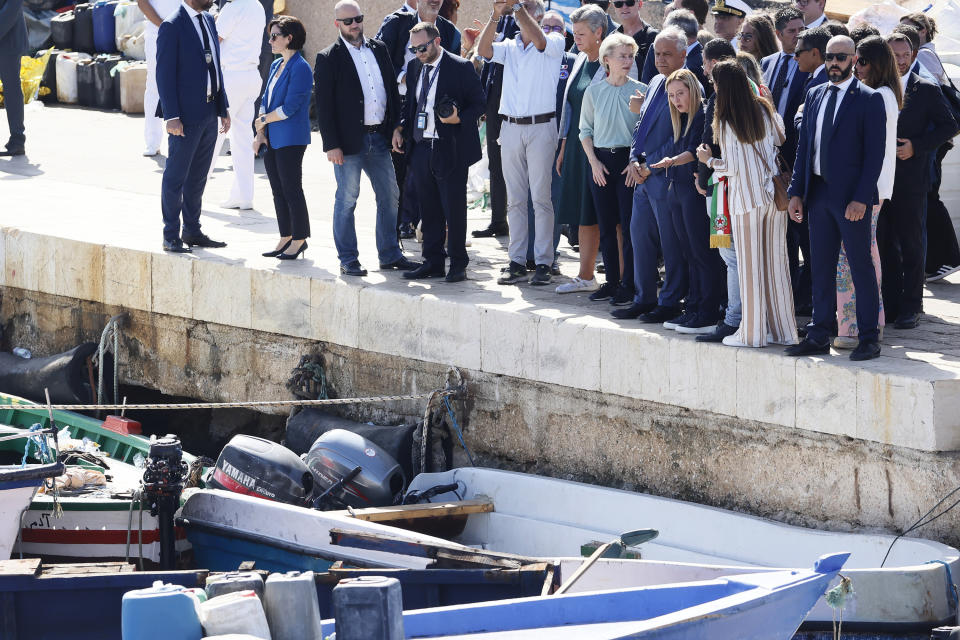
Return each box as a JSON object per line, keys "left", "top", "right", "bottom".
{"left": 398, "top": 1, "right": 416, "bottom": 13}
{"left": 489, "top": 32, "right": 564, "bottom": 118}
{"left": 263, "top": 65, "right": 287, "bottom": 120}
{"left": 813, "top": 74, "right": 854, "bottom": 176}
{"left": 215, "top": 0, "right": 266, "bottom": 72}
{"left": 876, "top": 85, "right": 898, "bottom": 201}
{"left": 413, "top": 49, "right": 444, "bottom": 139}
{"left": 805, "top": 13, "right": 826, "bottom": 29}
{"left": 145, "top": 0, "right": 180, "bottom": 33}
{"left": 343, "top": 36, "right": 388, "bottom": 126}
{"left": 180, "top": 1, "right": 220, "bottom": 97}
{"left": 773, "top": 53, "right": 798, "bottom": 116}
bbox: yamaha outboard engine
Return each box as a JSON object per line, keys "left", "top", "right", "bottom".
{"left": 208, "top": 434, "right": 313, "bottom": 506}
{"left": 303, "top": 429, "right": 406, "bottom": 510}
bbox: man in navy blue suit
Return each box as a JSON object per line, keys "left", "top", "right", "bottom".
{"left": 156, "top": 0, "right": 230, "bottom": 252}
{"left": 786, "top": 35, "right": 887, "bottom": 361}
{"left": 0, "top": 0, "right": 26, "bottom": 156}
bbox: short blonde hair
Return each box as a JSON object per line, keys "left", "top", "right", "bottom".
{"left": 665, "top": 68, "right": 703, "bottom": 142}
{"left": 599, "top": 33, "right": 638, "bottom": 73}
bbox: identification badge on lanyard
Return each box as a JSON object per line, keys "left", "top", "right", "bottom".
{"left": 416, "top": 111, "right": 428, "bottom": 131}
{"left": 205, "top": 51, "right": 213, "bottom": 65}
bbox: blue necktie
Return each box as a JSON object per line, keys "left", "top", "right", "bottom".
{"left": 633, "top": 82, "right": 666, "bottom": 155}
{"left": 819, "top": 85, "right": 840, "bottom": 177}
{"left": 771, "top": 54, "right": 790, "bottom": 112}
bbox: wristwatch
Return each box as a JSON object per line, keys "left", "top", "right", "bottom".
{"left": 512, "top": 2, "right": 523, "bottom": 11}
{"left": 259, "top": 115, "right": 266, "bottom": 124}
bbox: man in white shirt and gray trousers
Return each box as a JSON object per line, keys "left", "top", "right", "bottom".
{"left": 206, "top": 0, "right": 266, "bottom": 209}
{"left": 478, "top": 0, "right": 563, "bottom": 286}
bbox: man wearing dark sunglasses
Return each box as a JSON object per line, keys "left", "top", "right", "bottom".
{"left": 612, "top": 0, "right": 657, "bottom": 74}
{"left": 787, "top": 35, "right": 887, "bottom": 361}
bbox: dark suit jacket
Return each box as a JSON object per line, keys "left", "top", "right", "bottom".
{"left": 0, "top": 0, "right": 26, "bottom": 56}
{"left": 641, "top": 41, "right": 708, "bottom": 97}
{"left": 401, "top": 50, "right": 485, "bottom": 169}
{"left": 894, "top": 72, "right": 958, "bottom": 193}
{"left": 788, "top": 77, "right": 886, "bottom": 207}
{"left": 792, "top": 66, "right": 829, "bottom": 133}
{"left": 315, "top": 37, "right": 402, "bottom": 155}
{"left": 761, "top": 51, "right": 808, "bottom": 169}
{"left": 376, "top": 10, "right": 461, "bottom": 76}
{"left": 696, "top": 93, "right": 717, "bottom": 192}
{"left": 630, "top": 74, "right": 678, "bottom": 200}
{"left": 155, "top": 6, "right": 228, "bottom": 123}
{"left": 617, "top": 21, "right": 657, "bottom": 78}
{"left": 555, "top": 51, "right": 577, "bottom": 132}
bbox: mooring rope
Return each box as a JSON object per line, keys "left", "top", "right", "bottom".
{"left": 8, "top": 390, "right": 459, "bottom": 412}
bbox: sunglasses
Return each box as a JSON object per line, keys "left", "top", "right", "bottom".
{"left": 739, "top": 32, "right": 754, "bottom": 41}
{"left": 793, "top": 48, "right": 810, "bottom": 58}
{"left": 408, "top": 43, "right": 432, "bottom": 54}
{"left": 855, "top": 57, "right": 869, "bottom": 66}
{"left": 269, "top": 32, "right": 285, "bottom": 41}
{"left": 542, "top": 25, "right": 564, "bottom": 33}
{"left": 337, "top": 15, "right": 364, "bottom": 25}
{"left": 824, "top": 52, "right": 850, "bottom": 62}
{"left": 612, "top": 0, "right": 636, "bottom": 7}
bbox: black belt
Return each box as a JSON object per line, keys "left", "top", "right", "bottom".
{"left": 501, "top": 112, "right": 555, "bottom": 125}
{"left": 597, "top": 146, "right": 629, "bottom": 153}
{"left": 365, "top": 124, "right": 382, "bottom": 133}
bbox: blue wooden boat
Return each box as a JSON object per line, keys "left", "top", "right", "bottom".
{"left": 319, "top": 552, "right": 850, "bottom": 639}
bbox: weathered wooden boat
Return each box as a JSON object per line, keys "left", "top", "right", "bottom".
{"left": 402, "top": 468, "right": 960, "bottom": 631}
{"left": 320, "top": 552, "right": 849, "bottom": 639}
{"left": 0, "top": 430, "right": 63, "bottom": 560}
{"left": 0, "top": 558, "right": 206, "bottom": 640}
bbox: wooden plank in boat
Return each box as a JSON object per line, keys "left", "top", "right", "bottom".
{"left": 346, "top": 499, "right": 494, "bottom": 523}
{"left": 40, "top": 562, "right": 136, "bottom": 576}
{"left": 0, "top": 558, "right": 41, "bottom": 576}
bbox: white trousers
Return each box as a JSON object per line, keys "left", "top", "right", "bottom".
{"left": 143, "top": 31, "right": 164, "bottom": 152}
{"left": 207, "top": 68, "right": 262, "bottom": 204}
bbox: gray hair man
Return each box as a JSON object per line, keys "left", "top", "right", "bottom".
{"left": 478, "top": 0, "right": 565, "bottom": 286}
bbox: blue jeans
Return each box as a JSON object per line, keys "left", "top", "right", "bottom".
{"left": 332, "top": 132, "right": 403, "bottom": 266}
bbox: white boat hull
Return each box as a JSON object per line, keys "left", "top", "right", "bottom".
{"left": 406, "top": 467, "right": 960, "bottom": 627}
{"left": 1, "top": 483, "right": 40, "bottom": 560}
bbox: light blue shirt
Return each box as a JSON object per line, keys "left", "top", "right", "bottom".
{"left": 579, "top": 77, "right": 646, "bottom": 149}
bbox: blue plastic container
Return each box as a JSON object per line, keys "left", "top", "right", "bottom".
{"left": 121, "top": 582, "right": 203, "bottom": 640}
{"left": 92, "top": 1, "right": 119, "bottom": 53}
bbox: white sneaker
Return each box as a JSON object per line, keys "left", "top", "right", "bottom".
{"left": 220, "top": 200, "right": 253, "bottom": 210}
{"left": 926, "top": 264, "right": 960, "bottom": 282}
{"left": 555, "top": 277, "right": 600, "bottom": 294}
{"left": 142, "top": 148, "right": 160, "bottom": 157}
{"left": 722, "top": 334, "right": 750, "bottom": 347}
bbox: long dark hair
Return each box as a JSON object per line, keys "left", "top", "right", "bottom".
{"left": 711, "top": 60, "right": 776, "bottom": 144}
{"left": 742, "top": 14, "right": 779, "bottom": 61}
{"left": 856, "top": 36, "right": 903, "bottom": 109}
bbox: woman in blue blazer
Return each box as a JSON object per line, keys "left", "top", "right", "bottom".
{"left": 254, "top": 16, "right": 313, "bottom": 260}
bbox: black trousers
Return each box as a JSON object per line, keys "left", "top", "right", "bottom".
{"left": 485, "top": 83, "right": 507, "bottom": 228}
{"left": 786, "top": 216, "right": 812, "bottom": 309}
{"left": 264, "top": 144, "right": 310, "bottom": 239}
{"left": 925, "top": 142, "right": 960, "bottom": 271}
{"left": 588, "top": 147, "right": 633, "bottom": 291}
{"left": 0, "top": 51, "right": 25, "bottom": 147}
{"left": 410, "top": 141, "right": 468, "bottom": 270}
{"left": 877, "top": 188, "right": 926, "bottom": 320}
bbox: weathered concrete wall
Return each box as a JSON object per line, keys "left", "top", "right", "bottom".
{"left": 4, "top": 285, "right": 960, "bottom": 550}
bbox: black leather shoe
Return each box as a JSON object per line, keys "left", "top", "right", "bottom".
{"left": 0, "top": 147, "right": 25, "bottom": 157}
{"left": 403, "top": 264, "right": 445, "bottom": 279}
{"left": 893, "top": 312, "right": 921, "bottom": 329}
{"left": 610, "top": 302, "right": 655, "bottom": 319}
{"left": 638, "top": 305, "right": 681, "bottom": 324}
{"left": 784, "top": 337, "right": 830, "bottom": 357}
{"left": 340, "top": 261, "right": 368, "bottom": 277}
{"left": 398, "top": 223, "right": 416, "bottom": 239}
{"left": 162, "top": 240, "right": 192, "bottom": 253}
{"left": 850, "top": 341, "right": 881, "bottom": 361}
{"left": 380, "top": 257, "right": 419, "bottom": 271}
{"left": 696, "top": 322, "right": 738, "bottom": 342}
{"left": 182, "top": 234, "right": 227, "bottom": 248}
{"left": 471, "top": 224, "right": 509, "bottom": 238}
{"left": 445, "top": 268, "right": 467, "bottom": 283}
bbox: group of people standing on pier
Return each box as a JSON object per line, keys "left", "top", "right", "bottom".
{"left": 33, "top": 0, "right": 957, "bottom": 362}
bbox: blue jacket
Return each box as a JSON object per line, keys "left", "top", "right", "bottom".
{"left": 155, "top": 6, "right": 228, "bottom": 124}
{"left": 631, "top": 74, "right": 688, "bottom": 200}
{"left": 262, "top": 52, "right": 313, "bottom": 149}
{"left": 0, "top": 0, "right": 27, "bottom": 56}
{"left": 788, "top": 77, "right": 886, "bottom": 207}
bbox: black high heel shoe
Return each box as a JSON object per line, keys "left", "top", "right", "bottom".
{"left": 262, "top": 240, "right": 291, "bottom": 257}
{"left": 278, "top": 241, "right": 308, "bottom": 260}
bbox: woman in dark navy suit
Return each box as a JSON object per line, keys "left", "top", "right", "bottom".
{"left": 254, "top": 16, "right": 314, "bottom": 260}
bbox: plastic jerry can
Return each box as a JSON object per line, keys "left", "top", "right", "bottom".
{"left": 50, "top": 12, "right": 74, "bottom": 50}
{"left": 331, "top": 576, "right": 404, "bottom": 640}
{"left": 200, "top": 591, "right": 271, "bottom": 639}
{"left": 93, "top": 54, "right": 121, "bottom": 109}
{"left": 93, "top": 1, "right": 119, "bottom": 53}
{"left": 73, "top": 3, "right": 95, "bottom": 53}
{"left": 37, "top": 49, "right": 61, "bottom": 103}
{"left": 263, "top": 571, "right": 323, "bottom": 640}
{"left": 113, "top": 1, "right": 144, "bottom": 50}
{"left": 77, "top": 59, "right": 96, "bottom": 107}
{"left": 206, "top": 571, "right": 265, "bottom": 600}
{"left": 119, "top": 61, "right": 146, "bottom": 113}
{"left": 55, "top": 52, "right": 91, "bottom": 104}
{"left": 121, "top": 581, "right": 203, "bottom": 640}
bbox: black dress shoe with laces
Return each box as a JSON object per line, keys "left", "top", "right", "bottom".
{"left": 638, "top": 305, "right": 681, "bottom": 324}
{"left": 471, "top": 224, "right": 509, "bottom": 238}
{"left": 403, "top": 264, "right": 445, "bottom": 279}
{"left": 893, "top": 312, "right": 921, "bottom": 329}
{"left": 784, "top": 337, "right": 830, "bottom": 357}
{"left": 380, "top": 257, "right": 419, "bottom": 270}
{"left": 610, "top": 302, "right": 655, "bottom": 319}
{"left": 0, "top": 147, "right": 25, "bottom": 157}
{"left": 445, "top": 267, "right": 467, "bottom": 283}
{"left": 850, "top": 341, "right": 881, "bottom": 361}
{"left": 181, "top": 234, "right": 227, "bottom": 248}
{"left": 162, "top": 240, "right": 192, "bottom": 253}
{"left": 340, "top": 261, "right": 368, "bottom": 277}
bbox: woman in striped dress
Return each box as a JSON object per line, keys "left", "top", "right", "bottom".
{"left": 696, "top": 60, "right": 798, "bottom": 348}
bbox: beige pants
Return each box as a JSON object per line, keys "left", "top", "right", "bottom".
{"left": 732, "top": 201, "right": 798, "bottom": 347}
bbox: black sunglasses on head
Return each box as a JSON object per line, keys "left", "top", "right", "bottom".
{"left": 408, "top": 43, "right": 432, "bottom": 54}
{"left": 824, "top": 52, "right": 851, "bottom": 62}
{"left": 613, "top": 0, "right": 636, "bottom": 7}
{"left": 337, "top": 15, "right": 364, "bottom": 25}
{"left": 793, "top": 48, "right": 810, "bottom": 58}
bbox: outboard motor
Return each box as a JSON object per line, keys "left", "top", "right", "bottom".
{"left": 303, "top": 429, "right": 406, "bottom": 510}
{"left": 208, "top": 434, "right": 313, "bottom": 506}
{"left": 141, "top": 435, "right": 187, "bottom": 570}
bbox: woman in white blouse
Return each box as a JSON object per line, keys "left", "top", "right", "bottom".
{"left": 832, "top": 36, "right": 902, "bottom": 348}
{"left": 696, "top": 60, "right": 797, "bottom": 349}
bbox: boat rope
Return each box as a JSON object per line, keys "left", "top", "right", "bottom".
{"left": 10, "top": 390, "right": 459, "bottom": 412}
{"left": 443, "top": 395, "right": 475, "bottom": 467}
{"left": 925, "top": 559, "right": 959, "bottom": 616}
{"left": 125, "top": 488, "right": 145, "bottom": 570}
{"left": 95, "top": 313, "right": 125, "bottom": 414}
{"left": 881, "top": 482, "right": 960, "bottom": 567}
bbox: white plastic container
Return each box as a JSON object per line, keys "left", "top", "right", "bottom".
{"left": 264, "top": 571, "right": 323, "bottom": 640}
{"left": 113, "top": 1, "right": 144, "bottom": 49}
{"left": 55, "top": 52, "right": 91, "bottom": 104}
{"left": 199, "top": 590, "right": 271, "bottom": 640}
{"left": 118, "top": 60, "right": 147, "bottom": 113}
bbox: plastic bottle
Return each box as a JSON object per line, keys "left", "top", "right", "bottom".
{"left": 12, "top": 348, "right": 31, "bottom": 359}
